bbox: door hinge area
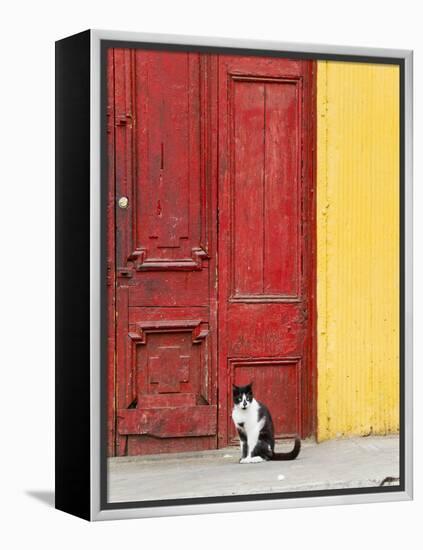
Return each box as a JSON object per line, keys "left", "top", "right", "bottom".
{"left": 107, "top": 261, "right": 114, "bottom": 287}
{"left": 115, "top": 112, "right": 133, "bottom": 127}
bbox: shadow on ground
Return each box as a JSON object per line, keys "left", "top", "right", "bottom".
{"left": 26, "top": 490, "right": 55, "bottom": 508}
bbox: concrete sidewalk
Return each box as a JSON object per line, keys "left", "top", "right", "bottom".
{"left": 107, "top": 435, "right": 399, "bottom": 503}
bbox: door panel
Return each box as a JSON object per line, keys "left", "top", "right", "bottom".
{"left": 217, "top": 55, "right": 316, "bottom": 446}
{"left": 111, "top": 49, "right": 218, "bottom": 456}
{"left": 230, "top": 77, "right": 301, "bottom": 299}
{"left": 228, "top": 358, "right": 301, "bottom": 442}
{"left": 115, "top": 49, "right": 209, "bottom": 273}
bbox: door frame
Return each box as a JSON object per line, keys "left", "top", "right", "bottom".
{"left": 106, "top": 47, "right": 116, "bottom": 457}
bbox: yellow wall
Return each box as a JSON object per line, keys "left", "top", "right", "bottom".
{"left": 316, "top": 61, "right": 400, "bottom": 440}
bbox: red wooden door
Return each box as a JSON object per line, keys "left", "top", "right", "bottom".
{"left": 108, "top": 49, "right": 218, "bottom": 456}
{"left": 216, "top": 55, "right": 316, "bottom": 446}
{"left": 107, "top": 49, "right": 315, "bottom": 456}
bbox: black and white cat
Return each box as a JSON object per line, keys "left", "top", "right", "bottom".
{"left": 232, "top": 383, "right": 301, "bottom": 464}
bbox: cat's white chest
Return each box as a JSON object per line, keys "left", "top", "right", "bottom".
{"left": 232, "top": 399, "right": 259, "bottom": 429}
{"left": 232, "top": 399, "right": 265, "bottom": 463}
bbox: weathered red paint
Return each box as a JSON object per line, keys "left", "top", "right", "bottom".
{"left": 106, "top": 47, "right": 116, "bottom": 457}
{"left": 109, "top": 49, "right": 218, "bottom": 457}
{"left": 217, "top": 56, "right": 316, "bottom": 446}
{"left": 107, "top": 49, "right": 316, "bottom": 456}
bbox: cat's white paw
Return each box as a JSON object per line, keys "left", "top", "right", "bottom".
{"left": 240, "top": 456, "right": 264, "bottom": 464}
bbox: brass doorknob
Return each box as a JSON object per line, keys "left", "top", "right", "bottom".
{"left": 118, "top": 196, "right": 129, "bottom": 209}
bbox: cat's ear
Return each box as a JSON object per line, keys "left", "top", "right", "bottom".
{"left": 247, "top": 382, "right": 253, "bottom": 391}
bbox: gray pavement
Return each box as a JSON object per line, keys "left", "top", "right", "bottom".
{"left": 107, "top": 435, "right": 399, "bottom": 503}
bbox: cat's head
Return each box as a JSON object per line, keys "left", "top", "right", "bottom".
{"left": 232, "top": 383, "right": 254, "bottom": 410}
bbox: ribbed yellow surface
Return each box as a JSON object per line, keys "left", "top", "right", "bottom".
{"left": 316, "top": 61, "right": 400, "bottom": 440}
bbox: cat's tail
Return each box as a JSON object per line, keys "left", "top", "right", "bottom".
{"left": 271, "top": 437, "right": 301, "bottom": 461}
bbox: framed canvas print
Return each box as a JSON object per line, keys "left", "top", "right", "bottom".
{"left": 55, "top": 29, "right": 413, "bottom": 521}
